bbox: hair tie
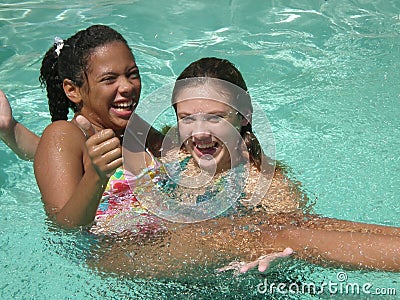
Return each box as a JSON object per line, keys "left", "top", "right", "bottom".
{"left": 54, "top": 37, "right": 64, "bottom": 57}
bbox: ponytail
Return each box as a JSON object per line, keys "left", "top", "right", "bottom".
{"left": 39, "top": 46, "right": 74, "bottom": 121}
{"left": 241, "top": 124, "right": 263, "bottom": 171}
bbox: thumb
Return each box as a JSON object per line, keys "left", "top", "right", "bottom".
{"left": 75, "top": 115, "right": 95, "bottom": 139}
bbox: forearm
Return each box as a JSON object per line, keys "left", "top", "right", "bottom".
{"left": 299, "top": 215, "right": 400, "bottom": 236}
{"left": 326, "top": 218, "right": 400, "bottom": 236}
{"left": 52, "top": 170, "right": 108, "bottom": 228}
{"left": 1, "top": 119, "right": 39, "bottom": 161}
{"left": 277, "top": 226, "right": 400, "bottom": 271}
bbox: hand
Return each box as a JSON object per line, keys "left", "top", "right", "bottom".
{"left": 75, "top": 115, "right": 122, "bottom": 178}
{"left": 216, "top": 247, "right": 293, "bottom": 276}
{"left": 0, "top": 89, "right": 13, "bottom": 137}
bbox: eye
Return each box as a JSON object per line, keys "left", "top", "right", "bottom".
{"left": 206, "top": 115, "right": 223, "bottom": 123}
{"left": 101, "top": 75, "right": 117, "bottom": 84}
{"left": 128, "top": 69, "right": 140, "bottom": 80}
{"left": 180, "top": 115, "right": 196, "bottom": 124}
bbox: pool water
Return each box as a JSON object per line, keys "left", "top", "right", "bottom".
{"left": 1, "top": 0, "right": 399, "bottom": 299}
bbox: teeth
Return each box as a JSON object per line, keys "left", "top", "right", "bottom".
{"left": 196, "top": 142, "right": 214, "bottom": 149}
{"left": 113, "top": 100, "right": 133, "bottom": 110}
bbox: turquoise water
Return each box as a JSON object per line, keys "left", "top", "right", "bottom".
{"left": 1, "top": 0, "right": 399, "bottom": 299}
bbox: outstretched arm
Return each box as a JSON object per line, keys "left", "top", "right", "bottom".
{"left": 0, "top": 90, "right": 39, "bottom": 160}
{"left": 275, "top": 224, "right": 400, "bottom": 271}
{"left": 221, "top": 213, "right": 400, "bottom": 273}
{"left": 92, "top": 211, "right": 400, "bottom": 278}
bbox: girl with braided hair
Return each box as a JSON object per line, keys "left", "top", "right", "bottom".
{"left": 32, "top": 25, "right": 163, "bottom": 227}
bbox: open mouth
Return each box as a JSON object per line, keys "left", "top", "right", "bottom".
{"left": 193, "top": 141, "right": 219, "bottom": 156}
{"left": 112, "top": 100, "right": 135, "bottom": 112}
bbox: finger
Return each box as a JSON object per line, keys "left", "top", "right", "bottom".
{"left": 258, "top": 248, "right": 294, "bottom": 261}
{"left": 258, "top": 248, "right": 293, "bottom": 272}
{"left": 0, "top": 90, "right": 11, "bottom": 114}
{"left": 216, "top": 261, "right": 244, "bottom": 273}
{"left": 282, "top": 247, "right": 294, "bottom": 256}
{"left": 89, "top": 136, "right": 121, "bottom": 158}
{"left": 272, "top": 247, "right": 293, "bottom": 258}
{"left": 239, "top": 260, "right": 259, "bottom": 273}
{"left": 92, "top": 146, "right": 122, "bottom": 167}
{"left": 0, "top": 89, "right": 6, "bottom": 100}
{"left": 258, "top": 259, "right": 272, "bottom": 272}
{"left": 105, "top": 157, "right": 123, "bottom": 175}
{"left": 86, "top": 129, "right": 118, "bottom": 149}
{"left": 76, "top": 115, "right": 95, "bottom": 139}
{"left": 94, "top": 156, "right": 123, "bottom": 178}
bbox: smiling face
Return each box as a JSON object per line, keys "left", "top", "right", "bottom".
{"left": 175, "top": 85, "right": 248, "bottom": 173}
{"left": 74, "top": 41, "right": 141, "bottom": 135}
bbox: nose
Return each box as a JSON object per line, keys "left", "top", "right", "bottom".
{"left": 118, "top": 76, "right": 135, "bottom": 95}
{"left": 192, "top": 119, "right": 211, "bottom": 138}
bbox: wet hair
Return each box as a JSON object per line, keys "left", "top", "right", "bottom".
{"left": 39, "top": 24, "right": 130, "bottom": 122}
{"left": 174, "top": 57, "right": 263, "bottom": 170}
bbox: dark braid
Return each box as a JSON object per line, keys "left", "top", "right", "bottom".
{"left": 174, "top": 57, "right": 264, "bottom": 170}
{"left": 39, "top": 25, "right": 130, "bottom": 122}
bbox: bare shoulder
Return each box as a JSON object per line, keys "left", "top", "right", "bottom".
{"left": 36, "top": 120, "right": 86, "bottom": 157}
{"left": 258, "top": 164, "right": 310, "bottom": 214}
{"left": 41, "top": 120, "right": 82, "bottom": 137}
